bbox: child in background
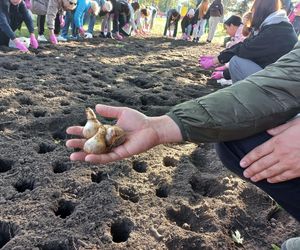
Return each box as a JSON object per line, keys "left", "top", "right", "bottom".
{"left": 192, "top": 0, "right": 209, "bottom": 43}
{"left": 163, "top": 9, "right": 181, "bottom": 38}
{"left": 181, "top": 9, "right": 195, "bottom": 40}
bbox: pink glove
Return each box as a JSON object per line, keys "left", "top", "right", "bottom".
{"left": 113, "top": 33, "right": 123, "bottom": 40}
{"left": 211, "top": 71, "right": 223, "bottom": 80}
{"left": 14, "top": 38, "right": 29, "bottom": 52}
{"left": 200, "top": 57, "right": 215, "bottom": 69}
{"left": 59, "top": 15, "right": 65, "bottom": 28}
{"left": 215, "top": 65, "right": 226, "bottom": 71}
{"left": 30, "top": 34, "right": 39, "bottom": 49}
{"left": 49, "top": 33, "right": 58, "bottom": 44}
{"left": 24, "top": 0, "right": 32, "bottom": 9}
{"left": 79, "top": 27, "right": 85, "bottom": 36}
{"left": 198, "top": 55, "right": 214, "bottom": 62}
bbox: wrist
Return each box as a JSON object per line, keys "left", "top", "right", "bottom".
{"left": 149, "top": 115, "right": 183, "bottom": 144}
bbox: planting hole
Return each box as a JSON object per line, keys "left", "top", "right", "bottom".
{"left": 110, "top": 219, "right": 133, "bottom": 243}
{"left": 54, "top": 199, "right": 75, "bottom": 219}
{"left": 132, "top": 161, "right": 148, "bottom": 173}
{"left": 163, "top": 156, "right": 177, "bottom": 167}
{"left": 33, "top": 110, "right": 46, "bottom": 118}
{"left": 14, "top": 178, "right": 35, "bottom": 192}
{"left": 52, "top": 161, "right": 71, "bottom": 174}
{"left": 52, "top": 130, "right": 67, "bottom": 140}
{"left": 156, "top": 183, "right": 170, "bottom": 198}
{"left": 91, "top": 171, "right": 107, "bottom": 183}
{"left": 0, "top": 159, "right": 13, "bottom": 173}
{"left": 0, "top": 221, "right": 18, "bottom": 248}
{"left": 119, "top": 186, "right": 139, "bottom": 203}
{"left": 189, "top": 175, "right": 224, "bottom": 198}
{"left": 37, "top": 142, "right": 56, "bottom": 154}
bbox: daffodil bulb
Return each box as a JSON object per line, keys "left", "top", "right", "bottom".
{"left": 105, "top": 125, "right": 126, "bottom": 150}
{"left": 83, "top": 127, "right": 107, "bottom": 154}
{"left": 82, "top": 108, "right": 102, "bottom": 139}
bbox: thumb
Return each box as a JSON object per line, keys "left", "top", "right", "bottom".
{"left": 267, "top": 121, "right": 293, "bottom": 136}
{"left": 95, "top": 104, "right": 125, "bottom": 119}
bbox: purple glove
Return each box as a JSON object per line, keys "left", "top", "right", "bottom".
{"left": 198, "top": 55, "right": 214, "bottom": 62}
{"left": 14, "top": 38, "right": 29, "bottom": 52}
{"left": 59, "top": 15, "right": 65, "bottom": 28}
{"left": 49, "top": 33, "right": 58, "bottom": 44}
{"left": 211, "top": 71, "right": 223, "bottom": 80}
{"left": 24, "top": 0, "right": 32, "bottom": 9}
{"left": 78, "top": 27, "right": 85, "bottom": 36}
{"left": 215, "top": 65, "right": 226, "bottom": 71}
{"left": 113, "top": 33, "right": 123, "bottom": 40}
{"left": 200, "top": 57, "right": 215, "bottom": 69}
{"left": 30, "top": 34, "right": 39, "bottom": 49}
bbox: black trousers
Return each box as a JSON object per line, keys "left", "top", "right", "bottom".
{"left": 0, "top": 14, "right": 24, "bottom": 46}
{"left": 215, "top": 131, "right": 300, "bottom": 222}
{"left": 37, "top": 14, "right": 60, "bottom": 35}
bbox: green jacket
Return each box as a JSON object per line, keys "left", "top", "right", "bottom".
{"left": 167, "top": 42, "right": 300, "bottom": 143}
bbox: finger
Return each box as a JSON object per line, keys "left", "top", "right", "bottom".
{"left": 70, "top": 152, "right": 87, "bottom": 161}
{"left": 85, "top": 150, "right": 123, "bottom": 164}
{"left": 249, "top": 162, "right": 283, "bottom": 182}
{"left": 66, "top": 126, "right": 83, "bottom": 136}
{"left": 95, "top": 104, "right": 125, "bottom": 119}
{"left": 243, "top": 153, "right": 279, "bottom": 178}
{"left": 267, "top": 170, "right": 295, "bottom": 183}
{"left": 66, "top": 139, "right": 86, "bottom": 149}
{"left": 240, "top": 139, "right": 274, "bottom": 168}
{"left": 267, "top": 122, "right": 293, "bottom": 136}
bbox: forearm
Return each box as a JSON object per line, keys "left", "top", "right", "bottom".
{"left": 149, "top": 115, "right": 183, "bottom": 144}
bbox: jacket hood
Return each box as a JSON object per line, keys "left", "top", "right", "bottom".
{"left": 260, "top": 10, "right": 289, "bottom": 28}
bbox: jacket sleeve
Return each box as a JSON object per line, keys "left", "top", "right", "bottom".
{"left": 218, "top": 24, "right": 294, "bottom": 64}
{"left": 19, "top": 2, "right": 34, "bottom": 34}
{"left": 46, "top": 0, "right": 59, "bottom": 30}
{"left": 167, "top": 43, "right": 300, "bottom": 143}
{"left": 0, "top": 1, "right": 16, "bottom": 40}
{"left": 74, "top": 1, "right": 87, "bottom": 28}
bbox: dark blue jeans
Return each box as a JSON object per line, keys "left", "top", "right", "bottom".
{"left": 215, "top": 131, "right": 300, "bottom": 222}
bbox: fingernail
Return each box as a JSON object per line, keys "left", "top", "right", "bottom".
{"left": 243, "top": 171, "right": 250, "bottom": 178}
{"left": 240, "top": 160, "right": 247, "bottom": 168}
{"left": 250, "top": 177, "right": 257, "bottom": 182}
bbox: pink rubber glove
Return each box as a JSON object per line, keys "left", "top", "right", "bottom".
{"left": 211, "top": 71, "right": 223, "bottom": 79}
{"left": 198, "top": 55, "right": 214, "bottom": 62}
{"left": 78, "top": 27, "right": 85, "bottom": 36}
{"left": 24, "top": 0, "right": 32, "bottom": 9}
{"left": 30, "top": 34, "right": 39, "bottom": 49}
{"left": 215, "top": 65, "right": 226, "bottom": 71}
{"left": 59, "top": 15, "right": 65, "bottom": 28}
{"left": 49, "top": 33, "right": 58, "bottom": 44}
{"left": 200, "top": 57, "right": 215, "bottom": 69}
{"left": 113, "top": 33, "right": 123, "bottom": 40}
{"left": 14, "top": 38, "right": 29, "bottom": 52}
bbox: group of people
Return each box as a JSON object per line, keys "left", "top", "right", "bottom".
{"left": 0, "top": 0, "right": 157, "bottom": 51}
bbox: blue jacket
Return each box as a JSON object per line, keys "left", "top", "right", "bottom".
{"left": 74, "top": 0, "right": 91, "bottom": 28}
{"left": 0, "top": 0, "right": 34, "bottom": 40}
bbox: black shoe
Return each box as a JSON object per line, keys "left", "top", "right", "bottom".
{"left": 106, "top": 32, "right": 113, "bottom": 39}
{"left": 206, "top": 39, "right": 211, "bottom": 43}
{"left": 99, "top": 32, "right": 106, "bottom": 38}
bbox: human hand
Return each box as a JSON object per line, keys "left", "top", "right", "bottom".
{"left": 66, "top": 104, "right": 182, "bottom": 163}
{"left": 78, "top": 27, "right": 85, "bottom": 36}
{"left": 14, "top": 38, "right": 29, "bottom": 52}
{"left": 24, "top": 0, "right": 32, "bottom": 9}
{"left": 59, "top": 15, "right": 65, "bottom": 28}
{"left": 49, "top": 32, "right": 58, "bottom": 44}
{"left": 200, "top": 57, "right": 215, "bottom": 69}
{"left": 198, "top": 55, "right": 214, "bottom": 62}
{"left": 240, "top": 118, "right": 300, "bottom": 183}
{"left": 30, "top": 33, "right": 39, "bottom": 49}
{"left": 215, "top": 65, "right": 226, "bottom": 71}
{"left": 211, "top": 71, "right": 223, "bottom": 79}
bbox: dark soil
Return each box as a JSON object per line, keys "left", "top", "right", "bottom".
{"left": 0, "top": 36, "right": 299, "bottom": 250}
